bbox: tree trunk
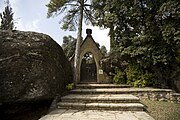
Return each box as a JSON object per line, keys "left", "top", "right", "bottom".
{"left": 74, "top": 0, "right": 84, "bottom": 84}
{"left": 109, "top": 23, "right": 115, "bottom": 52}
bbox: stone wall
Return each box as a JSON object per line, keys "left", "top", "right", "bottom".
{"left": 132, "top": 89, "right": 180, "bottom": 103}
{"left": 0, "top": 30, "right": 72, "bottom": 103}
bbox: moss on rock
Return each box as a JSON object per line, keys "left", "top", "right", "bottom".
{"left": 0, "top": 30, "right": 72, "bottom": 103}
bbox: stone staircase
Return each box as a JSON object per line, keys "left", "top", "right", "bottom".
{"left": 57, "top": 84, "right": 144, "bottom": 111}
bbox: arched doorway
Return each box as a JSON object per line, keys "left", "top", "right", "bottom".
{"left": 80, "top": 52, "right": 97, "bottom": 82}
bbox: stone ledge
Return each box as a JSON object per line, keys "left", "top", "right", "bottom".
{"left": 76, "top": 84, "right": 131, "bottom": 89}
{"left": 70, "top": 88, "right": 180, "bottom": 102}
{"left": 57, "top": 102, "right": 144, "bottom": 111}
{"left": 61, "top": 94, "right": 140, "bottom": 103}
{"left": 71, "top": 88, "right": 173, "bottom": 93}
{"left": 171, "top": 93, "right": 180, "bottom": 103}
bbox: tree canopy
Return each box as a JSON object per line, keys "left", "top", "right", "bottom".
{"left": 46, "top": 0, "right": 95, "bottom": 31}
{"left": 62, "top": 35, "right": 76, "bottom": 59}
{"left": 46, "top": 0, "right": 180, "bottom": 89}
{"left": 93, "top": 0, "right": 180, "bottom": 88}
{"left": 0, "top": 0, "right": 14, "bottom": 30}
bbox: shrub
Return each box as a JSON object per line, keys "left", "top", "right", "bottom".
{"left": 126, "top": 64, "right": 153, "bottom": 87}
{"left": 66, "top": 83, "right": 75, "bottom": 90}
{"left": 113, "top": 67, "right": 126, "bottom": 84}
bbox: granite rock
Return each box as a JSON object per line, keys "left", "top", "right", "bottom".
{"left": 0, "top": 30, "right": 72, "bottom": 103}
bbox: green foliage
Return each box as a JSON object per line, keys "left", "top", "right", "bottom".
{"left": 126, "top": 64, "right": 153, "bottom": 87}
{"left": 46, "top": 0, "right": 95, "bottom": 31}
{"left": 100, "top": 45, "right": 107, "bottom": 56}
{"left": 93, "top": 0, "right": 180, "bottom": 88}
{"left": 66, "top": 83, "right": 75, "bottom": 90}
{"left": 0, "top": 0, "right": 14, "bottom": 30}
{"left": 113, "top": 67, "right": 126, "bottom": 84}
{"left": 62, "top": 35, "right": 76, "bottom": 59}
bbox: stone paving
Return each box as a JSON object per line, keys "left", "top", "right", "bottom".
{"left": 39, "top": 84, "right": 155, "bottom": 120}
{"left": 39, "top": 109, "right": 154, "bottom": 120}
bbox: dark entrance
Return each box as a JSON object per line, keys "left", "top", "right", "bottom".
{"left": 80, "top": 52, "right": 97, "bottom": 82}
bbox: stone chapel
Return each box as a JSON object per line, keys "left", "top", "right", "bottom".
{"left": 70, "top": 29, "right": 111, "bottom": 84}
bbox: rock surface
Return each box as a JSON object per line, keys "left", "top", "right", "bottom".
{"left": 0, "top": 30, "right": 72, "bottom": 103}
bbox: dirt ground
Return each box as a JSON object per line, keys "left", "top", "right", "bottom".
{"left": 1, "top": 100, "right": 52, "bottom": 120}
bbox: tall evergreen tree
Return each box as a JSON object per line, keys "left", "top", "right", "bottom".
{"left": 47, "top": 0, "right": 95, "bottom": 83}
{"left": 0, "top": 0, "right": 14, "bottom": 30}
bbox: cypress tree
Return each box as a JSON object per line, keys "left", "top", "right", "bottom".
{"left": 0, "top": 0, "right": 14, "bottom": 30}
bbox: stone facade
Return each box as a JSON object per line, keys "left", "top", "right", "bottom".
{"left": 71, "top": 29, "right": 112, "bottom": 84}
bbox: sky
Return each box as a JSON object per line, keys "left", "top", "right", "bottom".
{"left": 0, "top": 0, "right": 110, "bottom": 51}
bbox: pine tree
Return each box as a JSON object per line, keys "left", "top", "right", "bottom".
{"left": 47, "top": 0, "right": 95, "bottom": 83}
{"left": 0, "top": 0, "right": 14, "bottom": 30}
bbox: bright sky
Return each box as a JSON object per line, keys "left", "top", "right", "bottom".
{"left": 0, "top": 0, "right": 110, "bottom": 51}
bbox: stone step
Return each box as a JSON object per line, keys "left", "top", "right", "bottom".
{"left": 61, "top": 94, "right": 140, "bottom": 103}
{"left": 57, "top": 102, "right": 144, "bottom": 111}
{"left": 172, "top": 93, "right": 180, "bottom": 103}
{"left": 76, "top": 84, "right": 131, "bottom": 89}
{"left": 71, "top": 88, "right": 172, "bottom": 94}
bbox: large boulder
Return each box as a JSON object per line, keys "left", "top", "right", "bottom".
{"left": 0, "top": 30, "right": 72, "bottom": 103}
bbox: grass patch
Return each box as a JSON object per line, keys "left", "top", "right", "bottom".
{"left": 141, "top": 99, "right": 180, "bottom": 120}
